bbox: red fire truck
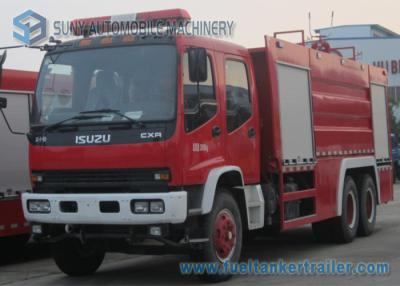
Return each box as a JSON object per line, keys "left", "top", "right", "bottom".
{"left": 0, "top": 9, "right": 393, "bottom": 281}
{"left": 0, "top": 58, "right": 37, "bottom": 245}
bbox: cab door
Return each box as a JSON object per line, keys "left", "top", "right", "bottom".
{"left": 181, "top": 49, "right": 226, "bottom": 185}
{"left": 222, "top": 55, "right": 259, "bottom": 183}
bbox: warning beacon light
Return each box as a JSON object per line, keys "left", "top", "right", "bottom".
{"left": 71, "top": 8, "right": 191, "bottom": 37}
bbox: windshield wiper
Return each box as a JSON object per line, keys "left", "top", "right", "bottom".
{"left": 40, "top": 109, "right": 144, "bottom": 134}
{"left": 42, "top": 114, "right": 104, "bottom": 133}
{"left": 79, "top": 109, "right": 144, "bottom": 127}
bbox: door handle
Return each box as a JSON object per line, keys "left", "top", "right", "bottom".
{"left": 248, "top": 127, "right": 256, "bottom": 138}
{"left": 212, "top": 125, "right": 221, "bottom": 138}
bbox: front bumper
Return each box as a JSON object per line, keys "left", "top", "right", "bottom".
{"left": 22, "top": 192, "right": 187, "bottom": 225}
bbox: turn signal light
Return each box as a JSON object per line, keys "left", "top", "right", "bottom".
{"left": 154, "top": 171, "right": 170, "bottom": 181}
{"left": 30, "top": 174, "right": 43, "bottom": 187}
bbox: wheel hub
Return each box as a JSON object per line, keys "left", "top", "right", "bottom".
{"left": 366, "top": 188, "right": 375, "bottom": 223}
{"left": 214, "top": 209, "right": 237, "bottom": 261}
{"left": 346, "top": 192, "right": 356, "bottom": 229}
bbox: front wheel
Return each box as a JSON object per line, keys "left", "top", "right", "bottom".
{"left": 52, "top": 239, "right": 105, "bottom": 276}
{"left": 191, "top": 189, "right": 242, "bottom": 282}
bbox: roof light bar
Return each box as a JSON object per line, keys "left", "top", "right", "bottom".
{"left": 71, "top": 8, "right": 191, "bottom": 36}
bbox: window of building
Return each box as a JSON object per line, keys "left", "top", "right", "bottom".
{"left": 388, "top": 86, "right": 400, "bottom": 105}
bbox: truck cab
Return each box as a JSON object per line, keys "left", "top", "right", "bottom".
{"left": 25, "top": 35, "right": 260, "bottom": 217}
{"left": 12, "top": 10, "right": 261, "bottom": 281}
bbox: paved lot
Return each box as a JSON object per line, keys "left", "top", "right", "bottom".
{"left": 1, "top": 185, "right": 399, "bottom": 286}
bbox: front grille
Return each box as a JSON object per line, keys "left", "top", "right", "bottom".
{"left": 42, "top": 169, "right": 160, "bottom": 184}
{"left": 33, "top": 169, "right": 169, "bottom": 194}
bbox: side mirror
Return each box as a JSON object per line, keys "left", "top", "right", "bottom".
{"left": 188, "top": 47, "right": 207, "bottom": 82}
{"left": 0, "top": 50, "right": 7, "bottom": 87}
{"left": 0, "top": 50, "right": 7, "bottom": 73}
{"left": 0, "top": 50, "right": 6, "bottom": 68}
{"left": 0, "top": 97, "right": 7, "bottom": 109}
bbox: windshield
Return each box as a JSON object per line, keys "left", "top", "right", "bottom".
{"left": 32, "top": 44, "right": 177, "bottom": 125}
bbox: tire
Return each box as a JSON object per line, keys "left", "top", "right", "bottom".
{"left": 331, "top": 176, "right": 359, "bottom": 243}
{"left": 358, "top": 175, "right": 377, "bottom": 236}
{"left": 312, "top": 219, "right": 334, "bottom": 243}
{"left": 52, "top": 239, "right": 105, "bottom": 276}
{"left": 191, "top": 189, "right": 242, "bottom": 282}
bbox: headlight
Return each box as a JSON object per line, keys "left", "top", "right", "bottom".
{"left": 131, "top": 200, "right": 165, "bottom": 214}
{"left": 28, "top": 200, "right": 51, "bottom": 213}
{"left": 133, "top": 201, "right": 149, "bottom": 213}
{"left": 150, "top": 201, "right": 164, "bottom": 213}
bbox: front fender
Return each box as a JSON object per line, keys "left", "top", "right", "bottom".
{"left": 200, "top": 166, "right": 243, "bottom": 214}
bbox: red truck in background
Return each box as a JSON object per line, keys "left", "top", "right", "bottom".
{"left": 0, "top": 64, "right": 37, "bottom": 246}
{"left": 0, "top": 9, "right": 393, "bottom": 281}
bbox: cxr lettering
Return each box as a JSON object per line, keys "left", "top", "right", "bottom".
{"left": 140, "top": 132, "right": 162, "bottom": 139}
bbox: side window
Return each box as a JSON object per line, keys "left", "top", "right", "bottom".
{"left": 183, "top": 52, "right": 217, "bottom": 132}
{"left": 225, "top": 60, "right": 252, "bottom": 133}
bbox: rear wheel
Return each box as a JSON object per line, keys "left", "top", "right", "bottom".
{"left": 190, "top": 189, "right": 242, "bottom": 282}
{"left": 53, "top": 239, "right": 105, "bottom": 276}
{"left": 358, "top": 175, "right": 377, "bottom": 236}
{"left": 331, "top": 176, "right": 359, "bottom": 243}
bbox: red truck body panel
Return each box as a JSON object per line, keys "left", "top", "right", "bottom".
{"left": 250, "top": 36, "right": 392, "bottom": 229}
{"left": 0, "top": 199, "right": 29, "bottom": 237}
{"left": 1, "top": 69, "right": 37, "bottom": 91}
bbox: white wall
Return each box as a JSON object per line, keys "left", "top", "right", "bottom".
{"left": 318, "top": 26, "right": 372, "bottom": 38}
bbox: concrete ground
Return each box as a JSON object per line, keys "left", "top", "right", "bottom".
{"left": 0, "top": 185, "right": 399, "bottom": 286}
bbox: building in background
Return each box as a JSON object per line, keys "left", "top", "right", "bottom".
{"left": 314, "top": 24, "right": 400, "bottom": 125}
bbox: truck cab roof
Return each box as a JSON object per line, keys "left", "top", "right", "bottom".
{"left": 47, "top": 33, "right": 249, "bottom": 58}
